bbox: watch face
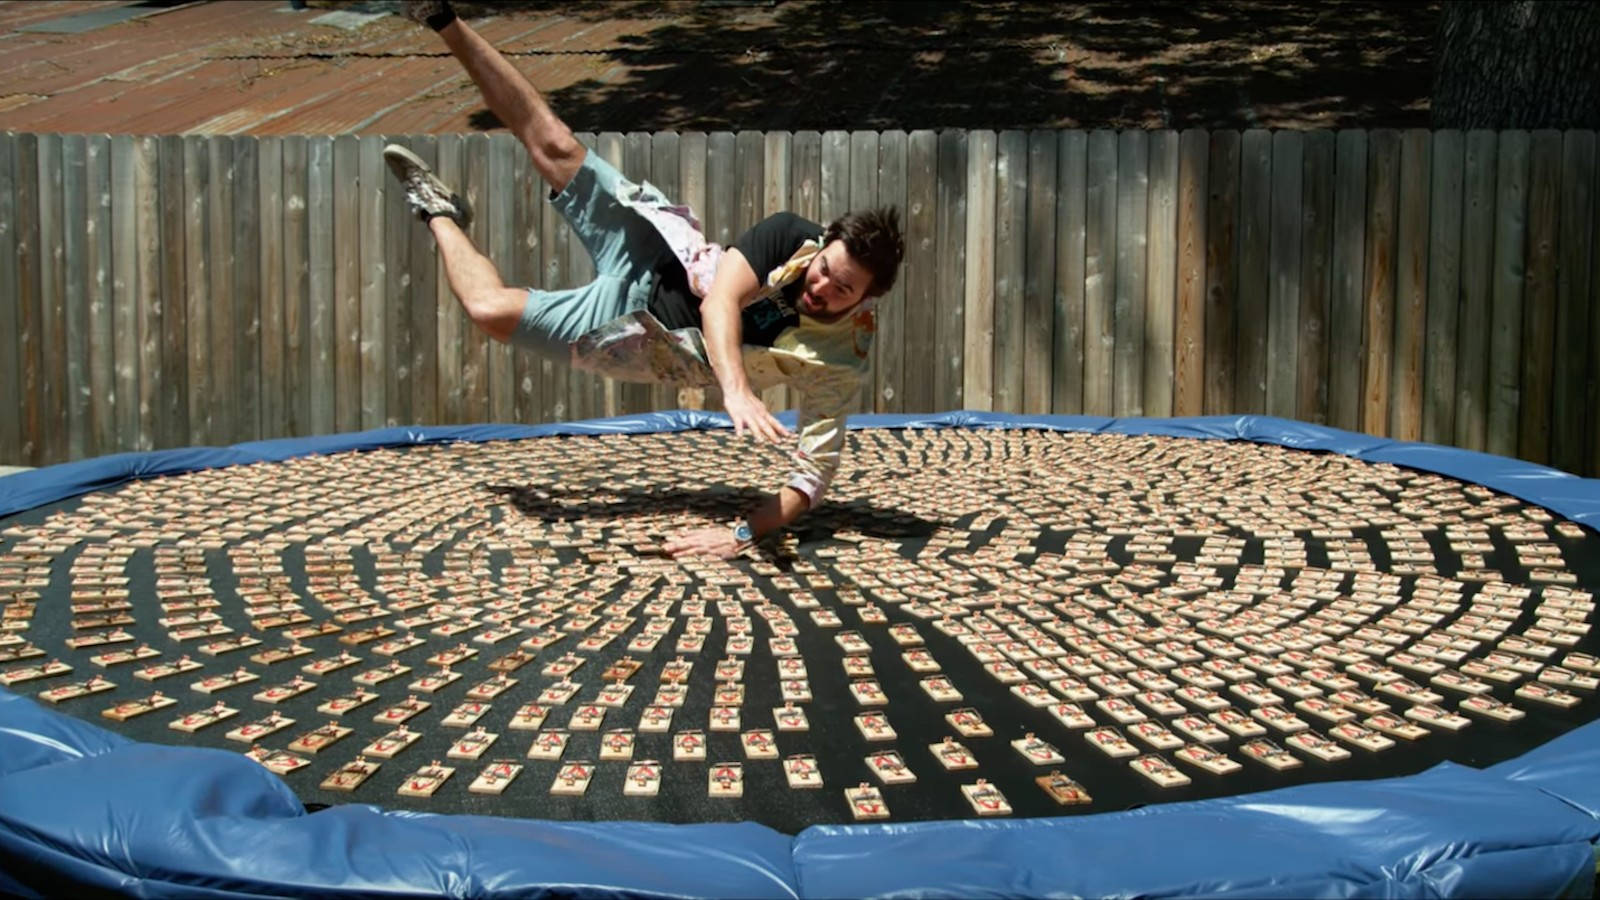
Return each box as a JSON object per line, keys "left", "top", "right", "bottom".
{"left": 734, "top": 523, "right": 754, "bottom": 543}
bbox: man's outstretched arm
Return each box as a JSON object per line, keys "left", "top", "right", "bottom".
{"left": 699, "top": 248, "right": 789, "bottom": 444}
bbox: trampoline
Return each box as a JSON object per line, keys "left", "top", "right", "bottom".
{"left": 2, "top": 411, "right": 1599, "bottom": 898}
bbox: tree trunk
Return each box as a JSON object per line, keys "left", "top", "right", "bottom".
{"left": 1432, "top": 0, "right": 1600, "bottom": 129}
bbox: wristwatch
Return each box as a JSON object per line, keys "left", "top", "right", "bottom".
{"left": 731, "top": 520, "right": 755, "bottom": 548}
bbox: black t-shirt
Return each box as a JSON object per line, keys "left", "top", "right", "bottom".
{"left": 647, "top": 212, "right": 824, "bottom": 348}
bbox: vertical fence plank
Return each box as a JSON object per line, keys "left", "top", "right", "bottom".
{"left": 257, "top": 136, "right": 284, "bottom": 439}
{"left": 1455, "top": 131, "right": 1497, "bottom": 451}
{"left": 333, "top": 135, "right": 361, "bottom": 434}
{"left": 1053, "top": 131, "right": 1087, "bottom": 415}
{"left": 902, "top": 130, "right": 937, "bottom": 413}
{"left": 1265, "top": 131, "right": 1302, "bottom": 420}
{"left": 435, "top": 136, "right": 465, "bottom": 425}
{"left": 357, "top": 135, "right": 387, "bottom": 430}
{"left": 1297, "top": 131, "right": 1335, "bottom": 424}
{"left": 820, "top": 131, "right": 850, "bottom": 236}
{"left": 16, "top": 134, "right": 42, "bottom": 462}
{"left": 234, "top": 135, "right": 262, "bottom": 442}
{"left": 154, "top": 135, "right": 187, "bottom": 452}
{"left": 649, "top": 129, "right": 681, "bottom": 413}
{"left": 677, "top": 131, "right": 710, "bottom": 412}
{"left": 1423, "top": 131, "right": 1464, "bottom": 445}
{"left": 1592, "top": 158, "right": 1600, "bottom": 477}
{"left": 0, "top": 135, "right": 21, "bottom": 463}
{"left": 63, "top": 135, "right": 90, "bottom": 460}
{"left": 207, "top": 137, "right": 237, "bottom": 446}
{"left": 307, "top": 136, "right": 335, "bottom": 436}
{"left": 511, "top": 137, "right": 544, "bottom": 424}
{"left": 1235, "top": 129, "right": 1271, "bottom": 414}
{"left": 1487, "top": 130, "right": 1529, "bottom": 458}
{"left": 1084, "top": 129, "right": 1118, "bottom": 417}
{"left": 1360, "top": 130, "right": 1400, "bottom": 436}
{"left": 38, "top": 134, "right": 67, "bottom": 463}
{"left": 1114, "top": 130, "right": 1150, "bottom": 417}
{"left": 1517, "top": 130, "right": 1561, "bottom": 465}
{"left": 875, "top": 130, "right": 907, "bottom": 414}
{"left": 281, "top": 135, "right": 308, "bottom": 438}
{"left": 1551, "top": 131, "right": 1594, "bottom": 474}
{"left": 460, "top": 132, "right": 494, "bottom": 422}
{"left": 1389, "top": 130, "right": 1431, "bottom": 441}
{"left": 134, "top": 135, "right": 161, "bottom": 451}
{"left": 1328, "top": 130, "right": 1367, "bottom": 431}
{"left": 597, "top": 132, "right": 626, "bottom": 417}
{"left": 1173, "top": 129, "right": 1207, "bottom": 417}
{"left": 963, "top": 130, "right": 997, "bottom": 411}
{"left": 934, "top": 130, "right": 966, "bottom": 411}
{"left": 181, "top": 136, "right": 210, "bottom": 447}
{"left": 1145, "top": 130, "right": 1178, "bottom": 418}
{"left": 1203, "top": 131, "right": 1239, "bottom": 415}
{"left": 421, "top": 134, "right": 451, "bottom": 425}
{"left": 993, "top": 130, "right": 1027, "bottom": 413}
{"left": 850, "top": 131, "right": 880, "bottom": 413}
{"left": 1022, "top": 130, "right": 1057, "bottom": 415}
{"left": 488, "top": 133, "right": 519, "bottom": 423}
{"left": 156, "top": 135, "right": 187, "bottom": 451}
{"left": 84, "top": 135, "right": 112, "bottom": 457}
{"left": 382, "top": 131, "right": 414, "bottom": 427}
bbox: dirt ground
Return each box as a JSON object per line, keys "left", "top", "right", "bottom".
{"left": 444, "top": 0, "right": 1443, "bottom": 132}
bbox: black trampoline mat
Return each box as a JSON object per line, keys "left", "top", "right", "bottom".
{"left": 2, "top": 428, "right": 1597, "bottom": 833}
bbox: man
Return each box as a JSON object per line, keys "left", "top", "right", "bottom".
{"left": 388, "top": 2, "right": 903, "bottom": 559}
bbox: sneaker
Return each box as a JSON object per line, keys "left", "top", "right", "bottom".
{"left": 382, "top": 144, "right": 472, "bottom": 227}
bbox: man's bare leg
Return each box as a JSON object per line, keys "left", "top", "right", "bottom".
{"left": 428, "top": 216, "right": 526, "bottom": 343}
{"left": 430, "top": 15, "right": 585, "bottom": 193}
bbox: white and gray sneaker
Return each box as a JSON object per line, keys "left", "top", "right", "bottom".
{"left": 382, "top": 143, "right": 472, "bottom": 227}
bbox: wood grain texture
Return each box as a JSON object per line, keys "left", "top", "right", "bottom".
{"left": 1422, "top": 130, "right": 1464, "bottom": 445}
{"left": 134, "top": 135, "right": 161, "bottom": 451}
{"left": 281, "top": 135, "right": 308, "bottom": 437}
{"left": 488, "top": 133, "right": 519, "bottom": 422}
{"left": 1327, "top": 130, "right": 1367, "bottom": 432}
{"left": 1389, "top": 129, "right": 1431, "bottom": 441}
{"left": 1234, "top": 129, "right": 1271, "bottom": 414}
{"left": 676, "top": 131, "right": 709, "bottom": 412}
{"left": 1114, "top": 129, "right": 1150, "bottom": 417}
{"left": 1053, "top": 131, "right": 1088, "bottom": 415}
{"left": 0, "top": 134, "right": 21, "bottom": 463}
{"left": 1173, "top": 130, "right": 1208, "bottom": 418}
{"left": 992, "top": 130, "right": 1027, "bottom": 413}
{"left": 1516, "top": 130, "right": 1560, "bottom": 464}
{"left": 1083, "top": 130, "right": 1117, "bottom": 417}
{"left": 206, "top": 137, "right": 237, "bottom": 446}
{"left": 180, "top": 137, "right": 210, "bottom": 448}
{"left": 1550, "top": 130, "right": 1594, "bottom": 474}
{"left": 963, "top": 130, "right": 997, "bottom": 411}
{"left": 357, "top": 135, "right": 387, "bottom": 430}
{"left": 1202, "top": 131, "right": 1239, "bottom": 415}
{"left": 874, "top": 129, "right": 907, "bottom": 414}
{"left": 934, "top": 130, "right": 967, "bottom": 410}
{"left": 37, "top": 134, "right": 67, "bottom": 463}
{"left": 1144, "top": 130, "right": 1178, "bottom": 418}
{"left": 1264, "top": 130, "right": 1302, "bottom": 420}
{"left": 63, "top": 135, "right": 91, "bottom": 459}
{"left": 1454, "top": 130, "right": 1497, "bottom": 451}
{"left": 1360, "top": 130, "right": 1400, "bottom": 437}
{"left": 307, "top": 136, "right": 336, "bottom": 436}
{"left": 14, "top": 134, "right": 41, "bottom": 462}
{"left": 1022, "top": 131, "right": 1058, "bottom": 415}
{"left": 257, "top": 136, "right": 284, "bottom": 440}
{"left": 332, "top": 135, "right": 361, "bottom": 434}
{"left": 902, "top": 130, "right": 938, "bottom": 413}
{"left": 1487, "top": 130, "right": 1529, "bottom": 458}
{"left": 1297, "top": 130, "right": 1335, "bottom": 425}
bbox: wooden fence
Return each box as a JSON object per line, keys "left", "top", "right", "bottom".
{"left": 2, "top": 129, "right": 1598, "bottom": 478}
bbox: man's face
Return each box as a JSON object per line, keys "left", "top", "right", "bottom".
{"left": 798, "top": 240, "right": 872, "bottom": 318}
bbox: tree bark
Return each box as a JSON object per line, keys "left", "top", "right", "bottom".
{"left": 1432, "top": 1, "right": 1600, "bottom": 129}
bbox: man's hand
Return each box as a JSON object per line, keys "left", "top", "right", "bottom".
{"left": 664, "top": 527, "right": 747, "bottom": 560}
{"left": 724, "top": 389, "right": 791, "bottom": 443}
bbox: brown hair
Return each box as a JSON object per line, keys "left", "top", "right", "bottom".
{"left": 824, "top": 206, "right": 905, "bottom": 298}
